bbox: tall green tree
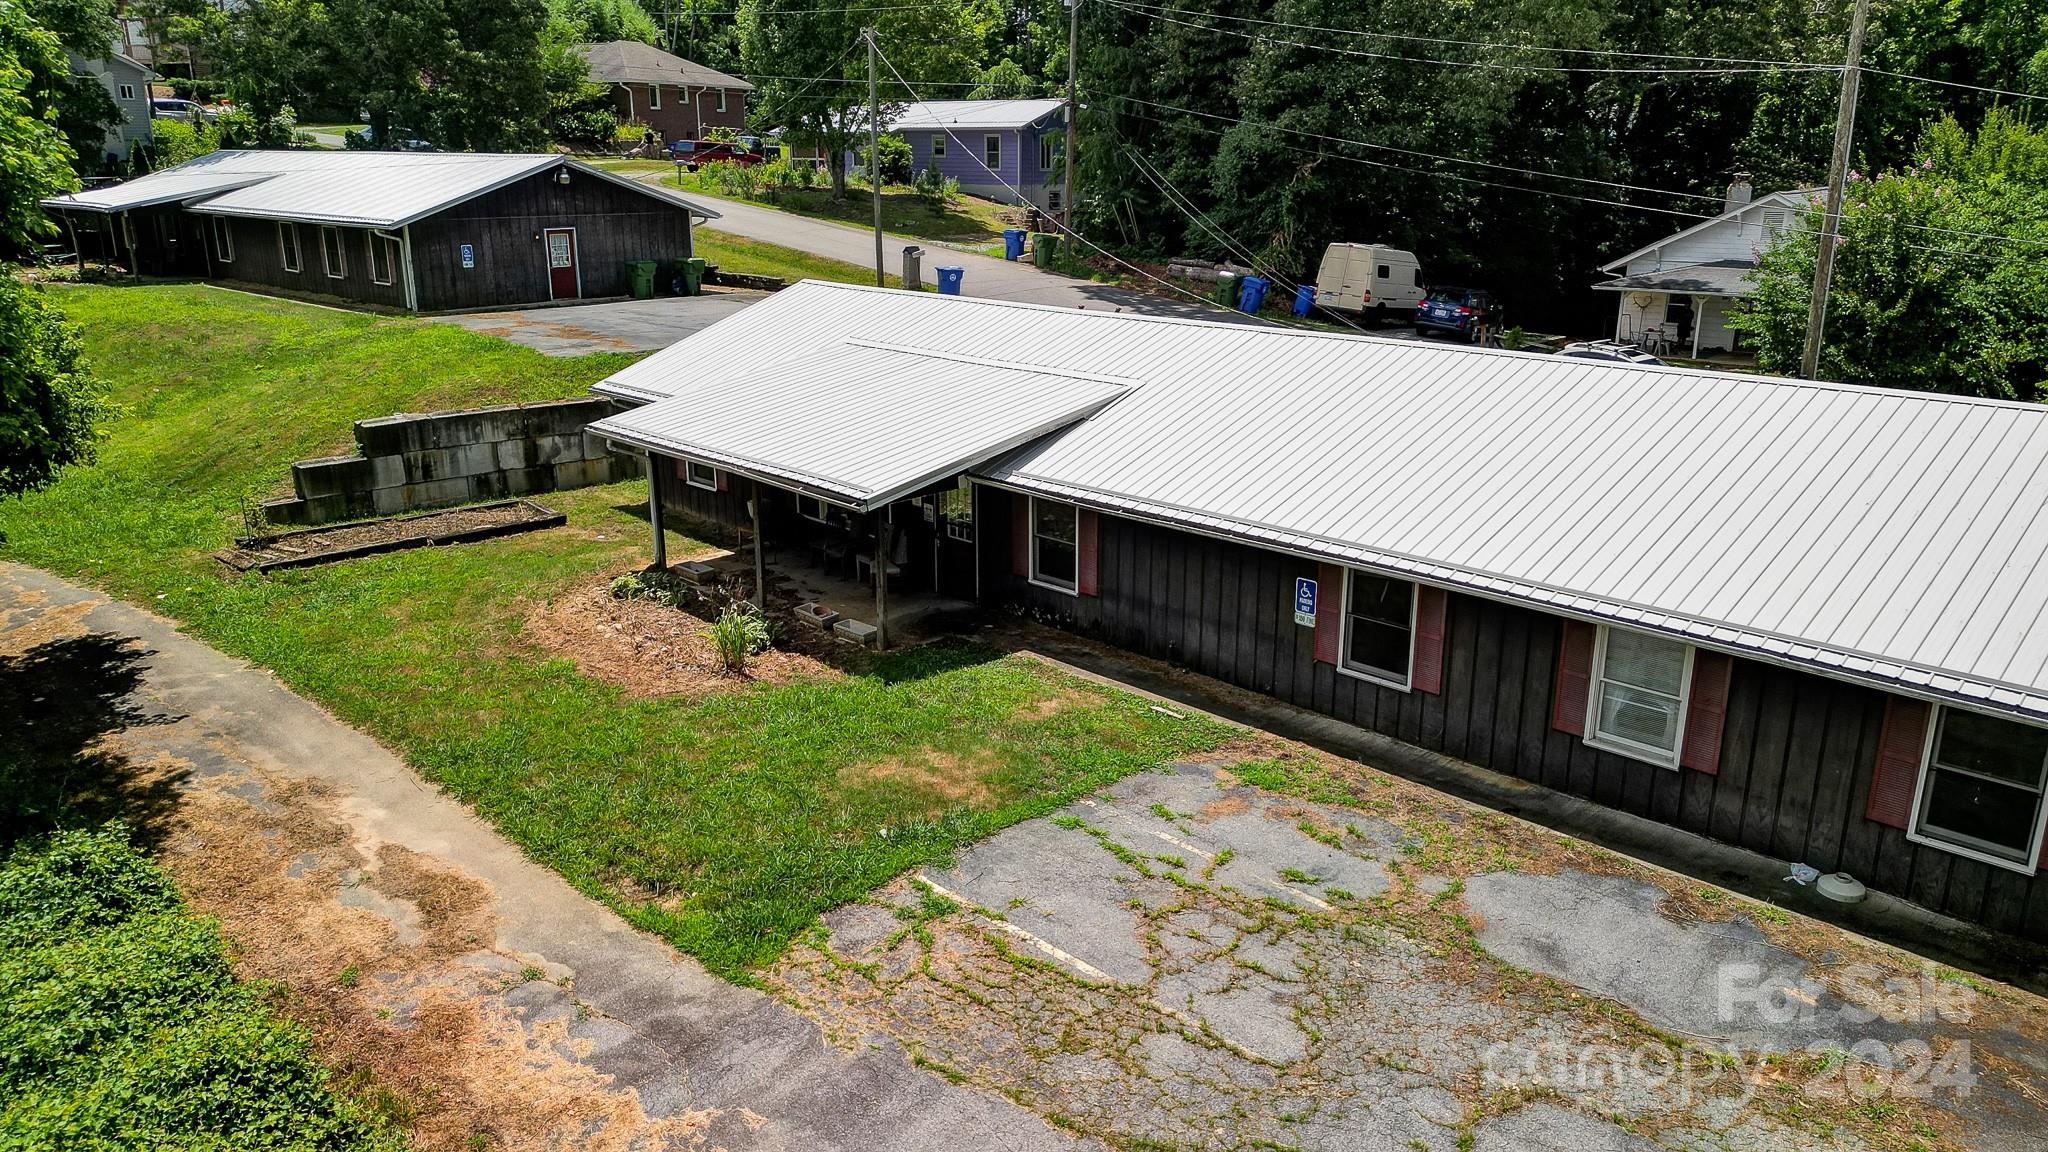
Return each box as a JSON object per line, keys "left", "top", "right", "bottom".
{"left": 19, "top": 0, "right": 119, "bottom": 174}
{"left": 0, "top": 1, "right": 108, "bottom": 499}
{"left": 739, "top": 0, "right": 988, "bottom": 199}
{"left": 1732, "top": 109, "right": 2048, "bottom": 398}
{"left": 551, "top": 0, "right": 663, "bottom": 44}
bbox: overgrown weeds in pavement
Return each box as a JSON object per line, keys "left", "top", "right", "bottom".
{"left": 0, "top": 284, "right": 1233, "bottom": 980}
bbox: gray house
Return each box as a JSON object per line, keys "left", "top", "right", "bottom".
{"left": 69, "top": 50, "right": 154, "bottom": 169}
{"left": 888, "top": 99, "right": 1067, "bottom": 211}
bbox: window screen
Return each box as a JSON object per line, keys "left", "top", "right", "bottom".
{"left": 685, "top": 460, "right": 717, "bottom": 490}
{"left": 1590, "top": 628, "right": 1689, "bottom": 763}
{"left": 1343, "top": 571, "right": 1413, "bottom": 685}
{"left": 279, "top": 223, "right": 300, "bottom": 273}
{"left": 1031, "top": 498, "right": 1077, "bottom": 590}
{"left": 1915, "top": 709, "right": 2048, "bottom": 865}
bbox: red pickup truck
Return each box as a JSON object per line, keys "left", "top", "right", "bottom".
{"left": 667, "top": 140, "right": 765, "bottom": 169}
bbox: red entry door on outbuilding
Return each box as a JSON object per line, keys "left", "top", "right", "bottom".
{"left": 544, "top": 228, "right": 580, "bottom": 299}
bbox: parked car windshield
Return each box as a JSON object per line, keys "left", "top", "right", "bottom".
{"left": 1424, "top": 287, "right": 1471, "bottom": 304}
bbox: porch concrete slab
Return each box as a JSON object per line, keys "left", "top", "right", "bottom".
{"left": 440, "top": 290, "right": 766, "bottom": 356}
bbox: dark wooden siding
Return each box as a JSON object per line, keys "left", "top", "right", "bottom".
{"left": 204, "top": 216, "right": 408, "bottom": 309}
{"left": 979, "top": 492, "right": 2048, "bottom": 943}
{"left": 408, "top": 167, "right": 693, "bottom": 311}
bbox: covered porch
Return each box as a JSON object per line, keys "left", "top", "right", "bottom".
{"left": 590, "top": 339, "right": 1132, "bottom": 648}
{"left": 1595, "top": 261, "right": 1755, "bottom": 359}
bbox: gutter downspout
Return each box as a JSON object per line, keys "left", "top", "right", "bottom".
{"left": 382, "top": 226, "right": 418, "bottom": 311}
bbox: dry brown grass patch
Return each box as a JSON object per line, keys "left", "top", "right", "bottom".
{"left": 841, "top": 746, "right": 1002, "bottom": 811}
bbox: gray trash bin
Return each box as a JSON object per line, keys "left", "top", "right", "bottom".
{"left": 901, "top": 245, "right": 923, "bottom": 290}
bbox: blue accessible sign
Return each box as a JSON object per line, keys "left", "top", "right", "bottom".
{"left": 1294, "top": 577, "right": 1318, "bottom": 626}
{"left": 460, "top": 243, "right": 475, "bottom": 269}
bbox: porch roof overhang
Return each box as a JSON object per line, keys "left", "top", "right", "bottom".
{"left": 1593, "top": 260, "right": 1757, "bottom": 297}
{"left": 587, "top": 339, "right": 1133, "bottom": 512}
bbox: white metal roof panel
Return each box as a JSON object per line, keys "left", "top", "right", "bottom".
{"left": 590, "top": 281, "right": 2048, "bottom": 720}
{"left": 588, "top": 338, "right": 1129, "bottom": 509}
{"left": 41, "top": 169, "right": 275, "bottom": 213}
{"left": 42, "top": 150, "right": 716, "bottom": 229}
{"left": 886, "top": 99, "right": 1066, "bottom": 131}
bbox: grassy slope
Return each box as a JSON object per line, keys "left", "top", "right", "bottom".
{"left": 695, "top": 229, "right": 903, "bottom": 288}
{"left": 589, "top": 159, "right": 1012, "bottom": 244}
{"left": 0, "top": 284, "right": 1225, "bottom": 977}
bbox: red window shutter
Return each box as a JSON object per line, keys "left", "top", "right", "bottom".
{"left": 1312, "top": 563, "right": 1343, "bottom": 665}
{"left": 1552, "top": 620, "right": 1597, "bottom": 735}
{"left": 1679, "top": 651, "right": 1734, "bottom": 774}
{"left": 672, "top": 457, "right": 687, "bottom": 479}
{"left": 1866, "top": 696, "right": 1931, "bottom": 829}
{"left": 1077, "top": 509, "right": 1100, "bottom": 596}
{"left": 1411, "top": 585, "right": 1448, "bottom": 693}
{"left": 715, "top": 469, "right": 728, "bottom": 492}
{"left": 1011, "top": 493, "right": 1029, "bottom": 578}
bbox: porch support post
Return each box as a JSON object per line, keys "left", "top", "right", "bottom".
{"left": 64, "top": 213, "right": 83, "bottom": 275}
{"left": 873, "top": 506, "right": 890, "bottom": 650}
{"left": 1691, "top": 294, "right": 1706, "bottom": 359}
{"left": 645, "top": 452, "right": 666, "bottom": 569}
{"left": 751, "top": 480, "right": 766, "bottom": 610}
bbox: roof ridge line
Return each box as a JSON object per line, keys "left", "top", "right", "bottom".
{"left": 844, "top": 337, "right": 1140, "bottom": 387}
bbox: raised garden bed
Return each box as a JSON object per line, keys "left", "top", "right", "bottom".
{"left": 216, "top": 499, "right": 564, "bottom": 572}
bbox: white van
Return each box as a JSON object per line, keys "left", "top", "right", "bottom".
{"left": 1312, "top": 243, "right": 1425, "bottom": 317}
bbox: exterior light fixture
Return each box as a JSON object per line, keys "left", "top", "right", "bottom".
{"left": 556, "top": 168, "right": 572, "bottom": 185}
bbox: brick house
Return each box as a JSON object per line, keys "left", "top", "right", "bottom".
{"left": 577, "top": 40, "right": 751, "bottom": 143}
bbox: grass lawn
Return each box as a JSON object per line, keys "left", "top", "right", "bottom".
{"left": 671, "top": 174, "right": 1013, "bottom": 244}
{"left": 0, "top": 282, "right": 1227, "bottom": 978}
{"left": 695, "top": 228, "right": 902, "bottom": 289}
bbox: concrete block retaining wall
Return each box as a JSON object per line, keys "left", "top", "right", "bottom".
{"left": 262, "top": 397, "right": 643, "bottom": 526}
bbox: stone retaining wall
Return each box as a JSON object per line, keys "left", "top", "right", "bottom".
{"left": 262, "top": 397, "right": 642, "bottom": 526}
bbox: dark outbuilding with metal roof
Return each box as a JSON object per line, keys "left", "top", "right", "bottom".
{"left": 42, "top": 150, "right": 719, "bottom": 312}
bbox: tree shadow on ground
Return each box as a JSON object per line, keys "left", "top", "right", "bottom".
{"left": 0, "top": 632, "right": 187, "bottom": 852}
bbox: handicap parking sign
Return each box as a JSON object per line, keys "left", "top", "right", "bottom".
{"left": 1294, "top": 577, "right": 1317, "bottom": 626}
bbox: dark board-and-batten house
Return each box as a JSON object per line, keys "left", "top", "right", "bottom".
{"left": 41, "top": 149, "right": 718, "bottom": 311}
{"left": 588, "top": 280, "right": 2048, "bottom": 950}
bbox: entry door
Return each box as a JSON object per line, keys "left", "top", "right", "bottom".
{"left": 544, "top": 228, "right": 580, "bottom": 299}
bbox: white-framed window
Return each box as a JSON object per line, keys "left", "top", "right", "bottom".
{"left": 795, "top": 493, "right": 832, "bottom": 524}
{"left": 648, "top": 84, "right": 661, "bottom": 110}
{"left": 931, "top": 134, "right": 946, "bottom": 158}
{"left": 715, "top": 89, "right": 727, "bottom": 113}
{"left": 1039, "top": 133, "right": 1056, "bottom": 171}
{"left": 684, "top": 459, "right": 718, "bottom": 491}
{"left": 320, "top": 226, "right": 346, "bottom": 278}
{"left": 1908, "top": 706, "right": 2048, "bottom": 872}
{"left": 120, "top": 213, "right": 135, "bottom": 250}
{"left": 1047, "top": 188, "right": 1062, "bottom": 212}
{"left": 1339, "top": 569, "right": 1415, "bottom": 690}
{"left": 210, "top": 215, "right": 233, "bottom": 262}
{"left": 118, "top": 83, "right": 135, "bottom": 100}
{"left": 368, "top": 233, "right": 394, "bottom": 285}
{"left": 984, "top": 133, "right": 1002, "bottom": 170}
{"left": 1585, "top": 625, "right": 1694, "bottom": 768}
{"left": 278, "top": 222, "right": 301, "bottom": 273}
{"left": 1028, "top": 496, "right": 1077, "bottom": 594}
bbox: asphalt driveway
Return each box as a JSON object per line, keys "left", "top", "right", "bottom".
{"left": 436, "top": 289, "right": 767, "bottom": 356}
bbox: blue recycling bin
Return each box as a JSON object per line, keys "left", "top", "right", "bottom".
{"left": 1293, "top": 282, "right": 1316, "bottom": 317}
{"left": 1002, "top": 228, "right": 1026, "bottom": 261}
{"left": 937, "top": 265, "right": 965, "bottom": 295}
{"left": 1237, "top": 275, "right": 1270, "bottom": 314}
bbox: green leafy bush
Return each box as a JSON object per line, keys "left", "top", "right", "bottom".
{"left": 707, "top": 603, "right": 772, "bottom": 674}
{"left": 0, "top": 825, "right": 401, "bottom": 1151}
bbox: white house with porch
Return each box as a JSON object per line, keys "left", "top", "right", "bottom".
{"left": 1595, "top": 180, "right": 1818, "bottom": 359}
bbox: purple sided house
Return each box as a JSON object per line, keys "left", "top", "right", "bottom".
{"left": 888, "top": 99, "right": 1067, "bottom": 211}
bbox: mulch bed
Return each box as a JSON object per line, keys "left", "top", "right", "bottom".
{"left": 216, "top": 499, "right": 565, "bottom": 572}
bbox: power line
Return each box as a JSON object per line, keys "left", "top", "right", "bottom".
{"left": 1101, "top": 0, "right": 1840, "bottom": 78}
{"left": 1105, "top": 0, "right": 1833, "bottom": 68}
{"left": 1862, "top": 66, "right": 2048, "bottom": 104}
{"left": 867, "top": 36, "right": 1309, "bottom": 327}
{"left": 1112, "top": 96, "right": 2048, "bottom": 257}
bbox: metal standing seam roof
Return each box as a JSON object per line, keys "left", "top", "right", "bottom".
{"left": 588, "top": 340, "right": 1131, "bottom": 509}
{"left": 886, "top": 99, "right": 1067, "bottom": 132}
{"left": 1593, "top": 261, "right": 1760, "bottom": 296}
{"left": 40, "top": 150, "right": 719, "bottom": 229}
{"left": 593, "top": 280, "right": 2048, "bottom": 724}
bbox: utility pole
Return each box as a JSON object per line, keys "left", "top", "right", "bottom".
{"left": 865, "top": 27, "right": 884, "bottom": 286}
{"left": 1800, "top": 0, "right": 1871, "bottom": 380}
{"left": 1062, "top": 0, "right": 1079, "bottom": 231}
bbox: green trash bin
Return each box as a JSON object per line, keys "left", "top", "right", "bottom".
{"left": 626, "top": 259, "right": 658, "bottom": 300}
{"left": 681, "top": 256, "right": 707, "bottom": 297}
{"left": 1031, "top": 232, "right": 1059, "bottom": 268}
